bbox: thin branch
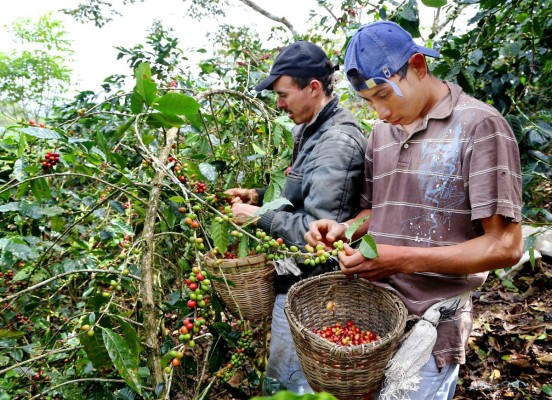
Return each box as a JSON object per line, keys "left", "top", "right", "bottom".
{"left": 0, "top": 269, "right": 141, "bottom": 305}
{"left": 0, "top": 347, "right": 81, "bottom": 376}
{"left": 236, "top": 0, "right": 299, "bottom": 37}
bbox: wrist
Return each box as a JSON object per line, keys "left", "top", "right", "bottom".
{"left": 249, "top": 189, "right": 259, "bottom": 205}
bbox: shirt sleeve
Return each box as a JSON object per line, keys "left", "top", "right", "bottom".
{"left": 464, "top": 115, "right": 522, "bottom": 222}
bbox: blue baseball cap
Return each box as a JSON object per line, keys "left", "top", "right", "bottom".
{"left": 255, "top": 41, "right": 337, "bottom": 92}
{"left": 344, "top": 21, "right": 440, "bottom": 96}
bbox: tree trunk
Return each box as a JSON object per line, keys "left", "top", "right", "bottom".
{"left": 140, "top": 127, "right": 179, "bottom": 396}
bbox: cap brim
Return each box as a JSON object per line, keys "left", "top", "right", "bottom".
{"left": 353, "top": 76, "right": 403, "bottom": 97}
{"left": 255, "top": 74, "right": 280, "bottom": 92}
{"left": 418, "top": 45, "right": 440, "bottom": 58}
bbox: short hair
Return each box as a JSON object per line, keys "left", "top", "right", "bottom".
{"left": 291, "top": 60, "right": 335, "bottom": 96}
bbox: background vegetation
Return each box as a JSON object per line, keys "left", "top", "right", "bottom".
{"left": 0, "top": 0, "right": 550, "bottom": 399}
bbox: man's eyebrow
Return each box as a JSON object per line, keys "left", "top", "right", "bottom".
{"left": 363, "top": 86, "right": 390, "bottom": 101}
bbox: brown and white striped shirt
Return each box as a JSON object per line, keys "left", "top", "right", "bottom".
{"left": 363, "top": 82, "right": 522, "bottom": 367}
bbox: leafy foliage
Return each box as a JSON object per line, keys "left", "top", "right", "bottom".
{"left": 0, "top": 14, "right": 73, "bottom": 122}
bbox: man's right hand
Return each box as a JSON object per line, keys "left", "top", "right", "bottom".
{"left": 305, "top": 219, "right": 347, "bottom": 249}
{"left": 224, "top": 188, "right": 259, "bottom": 205}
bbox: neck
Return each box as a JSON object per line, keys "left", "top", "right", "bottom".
{"left": 307, "top": 95, "right": 333, "bottom": 124}
{"left": 420, "top": 77, "right": 449, "bottom": 118}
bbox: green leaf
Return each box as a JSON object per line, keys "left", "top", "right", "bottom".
{"left": 211, "top": 219, "right": 229, "bottom": 254}
{"left": 0, "top": 328, "right": 26, "bottom": 339}
{"left": 57, "top": 383, "right": 88, "bottom": 400}
{"left": 30, "top": 177, "right": 51, "bottom": 202}
{"left": 421, "top": 0, "right": 447, "bottom": 7}
{"left": 102, "top": 328, "right": 142, "bottom": 393}
{"left": 358, "top": 234, "right": 378, "bottom": 259}
{"left": 17, "top": 130, "right": 27, "bottom": 158}
{"left": 115, "top": 116, "right": 137, "bottom": 139}
{"left": 543, "top": 385, "right": 552, "bottom": 396}
{"left": 79, "top": 328, "right": 112, "bottom": 369}
{"left": 146, "top": 112, "right": 185, "bottom": 129}
{"left": 251, "top": 390, "right": 338, "bottom": 400}
{"left": 130, "top": 90, "right": 144, "bottom": 114}
{"left": 12, "top": 266, "right": 33, "bottom": 282}
{"left": 153, "top": 92, "right": 200, "bottom": 116}
{"left": 20, "top": 126, "right": 62, "bottom": 140}
{"left": 198, "top": 162, "right": 218, "bottom": 183}
{"left": 255, "top": 197, "right": 292, "bottom": 217}
{"left": 134, "top": 63, "right": 157, "bottom": 105}
{"left": 263, "top": 170, "right": 286, "bottom": 202}
{"left": 113, "top": 316, "right": 141, "bottom": 364}
{"left": 345, "top": 215, "right": 370, "bottom": 241}
{"left": 0, "top": 202, "right": 21, "bottom": 212}
{"left": 95, "top": 131, "right": 111, "bottom": 162}
{"left": 169, "top": 196, "right": 186, "bottom": 203}
{"left": 11, "top": 159, "right": 25, "bottom": 181}
{"left": 252, "top": 143, "right": 266, "bottom": 155}
{"left": 238, "top": 235, "right": 250, "bottom": 258}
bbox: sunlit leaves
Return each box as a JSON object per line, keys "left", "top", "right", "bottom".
{"left": 134, "top": 63, "right": 157, "bottom": 106}
{"left": 420, "top": 0, "right": 447, "bottom": 7}
{"left": 153, "top": 92, "right": 200, "bottom": 116}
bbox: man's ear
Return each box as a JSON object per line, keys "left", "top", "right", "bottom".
{"left": 309, "top": 79, "right": 323, "bottom": 94}
{"left": 409, "top": 53, "right": 429, "bottom": 79}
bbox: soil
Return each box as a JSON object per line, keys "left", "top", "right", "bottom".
{"left": 453, "top": 256, "right": 552, "bottom": 399}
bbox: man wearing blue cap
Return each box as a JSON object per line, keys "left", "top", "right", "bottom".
{"left": 306, "top": 21, "right": 523, "bottom": 399}
{"left": 226, "top": 41, "right": 367, "bottom": 394}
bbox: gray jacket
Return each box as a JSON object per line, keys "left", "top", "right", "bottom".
{"left": 257, "top": 96, "right": 367, "bottom": 291}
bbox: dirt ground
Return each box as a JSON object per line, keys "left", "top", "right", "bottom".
{"left": 453, "top": 256, "right": 552, "bottom": 399}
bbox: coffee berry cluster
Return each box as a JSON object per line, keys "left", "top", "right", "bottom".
{"left": 165, "top": 349, "right": 185, "bottom": 373}
{"left": 250, "top": 229, "right": 347, "bottom": 266}
{"left": 185, "top": 266, "right": 211, "bottom": 309}
{"left": 0, "top": 269, "right": 28, "bottom": 295}
{"left": 215, "top": 329, "right": 253, "bottom": 383}
{"left": 177, "top": 316, "right": 205, "bottom": 349}
{"left": 302, "top": 240, "right": 345, "bottom": 266}
{"left": 41, "top": 151, "right": 61, "bottom": 173}
{"left": 312, "top": 320, "right": 380, "bottom": 347}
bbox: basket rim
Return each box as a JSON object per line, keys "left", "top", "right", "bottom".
{"left": 204, "top": 252, "right": 268, "bottom": 267}
{"left": 284, "top": 271, "right": 408, "bottom": 354}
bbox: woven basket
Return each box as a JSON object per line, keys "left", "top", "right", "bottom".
{"left": 204, "top": 253, "right": 275, "bottom": 321}
{"left": 285, "top": 271, "right": 408, "bottom": 400}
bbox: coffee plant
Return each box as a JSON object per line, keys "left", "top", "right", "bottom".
{"left": 1, "top": 1, "right": 551, "bottom": 399}
{"left": 0, "top": 47, "right": 298, "bottom": 398}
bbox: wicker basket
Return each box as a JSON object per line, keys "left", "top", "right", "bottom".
{"left": 285, "top": 271, "right": 408, "bottom": 400}
{"left": 204, "top": 253, "right": 275, "bottom": 321}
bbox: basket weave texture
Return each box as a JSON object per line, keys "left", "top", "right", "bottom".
{"left": 204, "top": 253, "right": 275, "bottom": 321}
{"left": 285, "top": 271, "right": 408, "bottom": 400}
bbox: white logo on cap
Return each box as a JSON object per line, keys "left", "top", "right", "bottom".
{"left": 366, "top": 78, "right": 377, "bottom": 89}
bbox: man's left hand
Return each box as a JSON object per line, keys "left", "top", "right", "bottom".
{"left": 231, "top": 203, "right": 260, "bottom": 226}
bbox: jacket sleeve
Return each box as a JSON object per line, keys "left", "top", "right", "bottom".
{"left": 257, "top": 126, "right": 366, "bottom": 248}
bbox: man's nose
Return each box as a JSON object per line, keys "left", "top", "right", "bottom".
{"left": 277, "top": 97, "right": 286, "bottom": 109}
{"left": 374, "top": 103, "right": 391, "bottom": 121}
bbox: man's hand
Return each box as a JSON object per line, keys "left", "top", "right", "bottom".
{"left": 339, "top": 243, "right": 402, "bottom": 281}
{"left": 305, "top": 219, "right": 347, "bottom": 249}
{"left": 231, "top": 203, "right": 260, "bottom": 226}
{"left": 225, "top": 188, "right": 259, "bottom": 205}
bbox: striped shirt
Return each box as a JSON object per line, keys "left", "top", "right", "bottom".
{"left": 364, "top": 82, "right": 522, "bottom": 367}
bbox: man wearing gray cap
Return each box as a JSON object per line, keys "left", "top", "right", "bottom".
{"left": 226, "top": 41, "right": 367, "bottom": 394}
{"left": 306, "top": 21, "right": 523, "bottom": 399}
